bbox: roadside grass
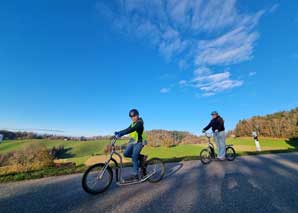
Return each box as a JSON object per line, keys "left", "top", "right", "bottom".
{"left": 0, "top": 165, "right": 86, "bottom": 183}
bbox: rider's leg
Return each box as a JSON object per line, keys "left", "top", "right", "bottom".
{"left": 132, "top": 142, "right": 144, "bottom": 176}
{"left": 124, "top": 143, "right": 134, "bottom": 158}
{"left": 138, "top": 154, "right": 148, "bottom": 176}
{"left": 213, "top": 132, "right": 220, "bottom": 156}
{"left": 218, "top": 131, "right": 226, "bottom": 159}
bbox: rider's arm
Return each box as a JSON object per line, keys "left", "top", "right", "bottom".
{"left": 118, "top": 121, "right": 142, "bottom": 136}
{"left": 203, "top": 121, "right": 212, "bottom": 131}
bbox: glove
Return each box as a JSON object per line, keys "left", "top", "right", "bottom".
{"left": 114, "top": 132, "right": 121, "bottom": 138}
{"left": 202, "top": 129, "right": 206, "bottom": 133}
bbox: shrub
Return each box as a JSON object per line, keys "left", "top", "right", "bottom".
{"left": 0, "top": 142, "right": 53, "bottom": 175}
{"left": 0, "top": 152, "right": 15, "bottom": 167}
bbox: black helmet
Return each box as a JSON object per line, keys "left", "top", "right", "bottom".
{"left": 211, "top": 111, "right": 219, "bottom": 115}
{"left": 129, "top": 109, "right": 139, "bottom": 117}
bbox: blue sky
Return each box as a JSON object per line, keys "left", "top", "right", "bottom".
{"left": 1, "top": 0, "right": 298, "bottom": 136}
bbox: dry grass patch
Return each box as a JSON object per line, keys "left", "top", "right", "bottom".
{"left": 85, "top": 155, "right": 131, "bottom": 166}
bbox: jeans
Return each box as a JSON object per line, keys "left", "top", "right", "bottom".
{"left": 124, "top": 142, "right": 144, "bottom": 175}
{"left": 213, "top": 131, "right": 226, "bottom": 158}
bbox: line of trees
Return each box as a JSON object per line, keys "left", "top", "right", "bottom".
{"left": 0, "top": 130, "right": 102, "bottom": 141}
{"left": 234, "top": 108, "right": 298, "bottom": 138}
{"left": 146, "top": 130, "right": 206, "bottom": 147}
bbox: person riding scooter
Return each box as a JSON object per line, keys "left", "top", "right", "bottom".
{"left": 202, "top": 111, "right": 226, "bottom": 160}
{"left": 115, "top": 109, "right": 147, "bottom": 180}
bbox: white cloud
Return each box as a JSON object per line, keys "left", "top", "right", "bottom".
{"left": 192, "top": 71, "right": 243, "bottom": 95}
{"left": 194, "top": 67, "right": 211, "bottom": 75}
{"left": 97, "top": 0, "right": 265, "bottom": 95}
{"left": 160, "top": 88, "right": 170, "bottom": 93}
{"left": 195, "top": 27, "right": 259, "bottom": 66}
{"left": 179, "top": 80, "right": 187, "bottom": 85}
{"left": 249, "top": 72, "right": 257, "bottom": 76}
{"left": 202, "top": 92, "right": 216, "bottom": 97}
{"left": 269, "top": 4, "right": 279, "bottom": 13}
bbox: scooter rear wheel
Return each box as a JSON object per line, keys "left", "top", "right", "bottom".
{"left": 146, "top": 158, "right": 165, "bottom": 183}
{"left": 226, "top": 147, "right": 236, "bottom": 161}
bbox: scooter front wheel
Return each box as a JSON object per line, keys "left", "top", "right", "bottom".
{"left": 200, "top": 148, "right": 212, "bottom": 164}
{"left": 146, "top": 158, "right": 165, "bottom": 183}
{"left": 82, "top": 163, "right": 113, "bottom": 195}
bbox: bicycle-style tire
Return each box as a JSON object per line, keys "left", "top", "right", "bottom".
{"left": 82, "top": 163, "right": 113, "bottom": 195}
{"left": 146, "top": 158, "right": 165, "bottom": 183}
{"left": 200, "top": 148, "right": 212, "bottom": 164}
{"left": 226, "top": 147, "right": 236, "bottom": 161}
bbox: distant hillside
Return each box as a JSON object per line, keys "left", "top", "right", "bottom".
{"left": 146, "top": 130, "right": 205, "bottom": 147}
{"left": 234, "top": 108, "right": 298, "bottom": 138}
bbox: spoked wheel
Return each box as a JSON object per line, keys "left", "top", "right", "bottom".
{"left": 200, "top": 148, "right": 212, "bottom": 164}
{"left": 82, "top": 163, "right": 113, "bottom": 195}
{"left": 226, "top": 147, "right": 236, "bottom": 161}
{"left": 146, "top": 158, "right": 165, "bottom": 183}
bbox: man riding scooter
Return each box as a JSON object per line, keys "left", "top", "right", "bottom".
{"left": 202, "top": 111, "right": 226, "bottom": 160}
{"left": 114, "top": 109, "right": 147, "bottom": 181}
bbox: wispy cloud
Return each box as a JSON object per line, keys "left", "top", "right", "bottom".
{"left": 192, "top": 71, "right": 243, "bottom": 93}
{"left": 269, "top": 4, "right": 279, "bottom": 13}
{"left": 249, "top": 72, "right": 257, "bottom": 76}
{"left": 160, "top": 88, "right": 170, "bottom": 94}
{"left": 97, "top": 0, "right": 265, "bottom": 96}
{"left": 178, "top": 80, "right": 187, "bottom": 86}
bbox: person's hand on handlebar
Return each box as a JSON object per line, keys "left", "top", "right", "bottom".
{"left": 114, "top": 132, "right": 122, "bottom": 138}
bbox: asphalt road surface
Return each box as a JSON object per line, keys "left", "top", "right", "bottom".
{"left": 1, "top": 153, "right": 298, "bottom": 213}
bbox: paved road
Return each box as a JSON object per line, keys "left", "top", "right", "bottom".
{"left": 1, "top": 153, "right": 298, "bottom": 213}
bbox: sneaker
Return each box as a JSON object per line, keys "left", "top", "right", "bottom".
{"left": 216, "top": 157, "right": 225, "bottom": 161}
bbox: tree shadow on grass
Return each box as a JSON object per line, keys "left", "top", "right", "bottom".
{"left": 286, "top": 137, "right": 298, "bottom": 150}
{"left": 55, "top": 147, "right": 74, "bottom": 159}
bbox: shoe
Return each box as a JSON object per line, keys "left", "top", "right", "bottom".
{"left": 216, "top": 157, "right": 225, "bottom": 161}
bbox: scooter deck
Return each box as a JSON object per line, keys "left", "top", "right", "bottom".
{"left": 116, "top": 173, "right": 155, "bottom": 186}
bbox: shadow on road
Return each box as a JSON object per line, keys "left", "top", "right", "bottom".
{"left": 1, "top": 154, "right": 298, "bottom": 212}
{"left": 164, "top": 162, "right": 184, "bottom": 179}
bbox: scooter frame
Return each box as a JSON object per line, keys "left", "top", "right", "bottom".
{"left": 205, "top": 133, "right": 235, "bottom": 160}
{"left": 98, "top": 137, "right": 155, "bottom": 186}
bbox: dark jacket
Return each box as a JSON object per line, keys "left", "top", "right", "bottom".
{"left": 203, "top": 116, "right": 225, "bottom": 132}
{"left": 118, "top": 118, "right": 144, "bottom": 142}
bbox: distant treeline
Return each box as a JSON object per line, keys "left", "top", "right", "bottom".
{"left": 0, "top": 129, "right": 205, "bottom": 146}
{"left": 146, "top": 130, "right": 205, "bottom": 147}
{"left": 0, "top": 131, "right": 112, "bottom": 141}
{"left": 234, "top": 108, "right": 298, "bottom": 138}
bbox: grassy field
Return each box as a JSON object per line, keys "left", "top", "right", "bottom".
{"left": 0, "top": 137, "right": 297, "bottom": 165}
{"left": 0, "top": 137, "right": 297, "bottom": 182}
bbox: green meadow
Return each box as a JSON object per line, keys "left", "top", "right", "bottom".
{"left": 0, "top": 137, "right": 297, "bottom": 166}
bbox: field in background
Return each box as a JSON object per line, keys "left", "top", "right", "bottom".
{"left": 0, "top": 137, "right": 297, "bottom": 166}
